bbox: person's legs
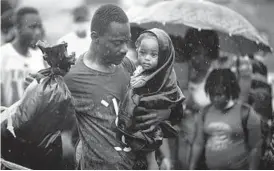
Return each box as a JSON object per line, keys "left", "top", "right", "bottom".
{"left": 167, "top": 137, "right": 179, "bottom": 169}
{"left": 146, "top": 151, "right": 158, "bottom": 170}
{"left": 177, "top": 112, "right": 198, "bottom": 169}
{"left": 75, "top": 140, "right": 82, "bottom": 168}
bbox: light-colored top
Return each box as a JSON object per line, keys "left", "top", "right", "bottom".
{"left": 57, "top": 32, "right": 90, "bottom": 59}
{"left": 203, "top": 102, "right": 261, "bottom": 169}
{"left": 0, "top": 43, "right": 45, "bottom": 107}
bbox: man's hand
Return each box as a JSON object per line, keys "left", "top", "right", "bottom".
{"left": 24, "top": 73, "right": 37, "bottom": 89}
{"left": 134, "top": 107, "right": 171, "bottom": 132}
{"left": 24, "top": 69, "right": 50, "bottom": 89}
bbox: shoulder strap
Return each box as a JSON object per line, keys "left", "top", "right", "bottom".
{"left": 201, "top": 104, "right": 212, "bottom": 122}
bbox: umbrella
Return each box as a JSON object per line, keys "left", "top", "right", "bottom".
{"left": 127, "top": 0, "right": 272, "bottom": 56}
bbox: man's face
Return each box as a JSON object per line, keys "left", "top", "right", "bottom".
{"left": 98, "top": 22, "right": 131, "bottom": 66}
{"left": 18, "top": 13, "right": 43, "bottom": 47}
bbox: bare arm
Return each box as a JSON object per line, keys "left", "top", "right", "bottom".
{"left": 159, "top": 138, "right": 172, "bottom": 170}
{"left": 189, "top": 113, "right": 205, "bottom": 169}
{"left": 247, "top": 109, "right": 262, "bottom": 169}
{"left": 159, "top": 138, "right": 171, "bottom": 159}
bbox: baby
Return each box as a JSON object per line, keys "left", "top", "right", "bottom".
{"left": 117, "top": 28, "right": 184, "bottom": 169}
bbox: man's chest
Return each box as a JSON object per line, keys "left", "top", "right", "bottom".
{"left": 70, "top": 75, "right": 129, "bottom": 120}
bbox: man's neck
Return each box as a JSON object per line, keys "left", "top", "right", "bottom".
{"left": 12, "top": 38, "right": 30, "bottom": 57}
{"left": 83, "top": 48, "right": 115, "bottom": 73}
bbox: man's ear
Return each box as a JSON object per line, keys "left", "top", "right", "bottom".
{"left": 91, "top": 31, "right": 99, "bottom": 43}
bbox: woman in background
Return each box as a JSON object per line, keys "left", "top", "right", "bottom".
{"left": 190, "top": 69, "right": 262, "bottom": 170}
{"left": 176, "top": 28, "right": 220, "bottom": 169}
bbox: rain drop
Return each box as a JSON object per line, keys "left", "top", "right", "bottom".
{"left": 162, "top": 22, "right": 166, "bottom": 26}
{"left": 229, "top": 33, "right": 232, "bottom": 37}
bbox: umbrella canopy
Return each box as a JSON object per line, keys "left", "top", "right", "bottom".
{"left": 127, "top": 0, "right": 272, "bottom": 56}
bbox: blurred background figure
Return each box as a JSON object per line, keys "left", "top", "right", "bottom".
{"left": 176, "top": 28, "right": 220, "bottom": 169}
{"left": 1, "top": 10, "right": 15, "bottom": 45}
{"left": 0, "top": 7, "right": 46, "bottom": 107}
{"left": 190, "top": 68, "right": 262, "bottom": 170}
{"left": 230, "top": 55, "right": 253, "bottom": 103}
{"left": 57, "top": 5, "right": 91, "bottom": 59}
{"left": 1, "top": 0, "right": 18, "bottom": 45}
{"left": 248, "top": 54, "right": 272, "bottom": 120}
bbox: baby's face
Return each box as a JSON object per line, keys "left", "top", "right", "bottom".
{"left": 137, "top": 37, "right": 159, "bottom": 71}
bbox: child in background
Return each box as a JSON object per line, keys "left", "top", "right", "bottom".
{"left": 117, "top": 28, "right": 184, "bottom": 169}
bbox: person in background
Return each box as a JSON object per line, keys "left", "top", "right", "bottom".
{"left": 190, "top": 69, "right": 262, "bottom": 170}
{"left": 172, "top": 35, "right": 190, "bottom": 96}
{"left": 1, "top": 10, "right": 15, "bottom": 45}
{"left": 1, "top": 0, "right": 17, "bottom": 45}
{"left": 248, "top": 55, "right": 272, "bottom": 122}
{"left": 230, "top": 55, "right": 253, "bottom": 103}
{"left": 248, "top": 56, "right": 274, "bottom": 169}
{"left": 0, "top": 7, "right": 45, "bottom": 107}
{"left": 176, "top": 28, "right": 220, "bottom": 169}
{"left": 57, "top": 5, "right": 91, "bottom": 59}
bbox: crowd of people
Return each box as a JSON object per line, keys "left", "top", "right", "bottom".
{"left": 1, "top": 2, "right": 274, "bottom": 170}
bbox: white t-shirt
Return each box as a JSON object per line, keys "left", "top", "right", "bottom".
{"left": 57, "top": 32, "right": 90, "bottom": 59}
{"left": 0, "top": 43, "right": 45, "bottom": 107}
{"left": 189, "top": 80, "right": 211, "bottom": 108}
{"left": 188, "top": 61, "right": 221, "bottom": 108}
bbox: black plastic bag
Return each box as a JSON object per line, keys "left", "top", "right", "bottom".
{"left": 1, "top": 41, "right": 76, "bottom": 169}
